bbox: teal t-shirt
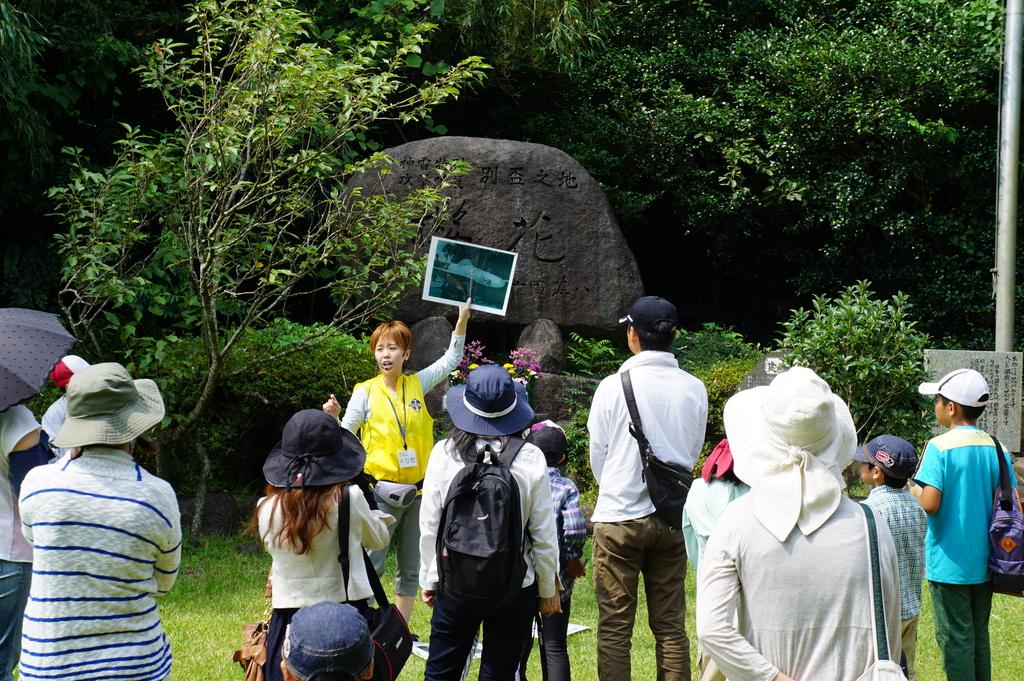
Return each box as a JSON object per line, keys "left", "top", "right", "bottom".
{"left": 914, "top": 426, "right": 1018, "bottom": 584}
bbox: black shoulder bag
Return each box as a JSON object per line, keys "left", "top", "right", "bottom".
{"left": 338, "top": 488, "right": 413, "bottom": 681}
{"left": 620, "top": 370, "right": 693, "bottom": 530}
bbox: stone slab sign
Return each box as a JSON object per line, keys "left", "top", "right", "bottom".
{"left": 737, "top": 351, "right": 786, "bottom": 392}
{"left": 923, "top": 349, "right": 1023, "bottom": 452}
{"left": 349, "top": 137, "right": 643, "bottom": 331}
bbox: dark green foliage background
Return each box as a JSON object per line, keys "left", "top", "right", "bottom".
{"left": 132, "top": 322, "right": 377, "bottom": 492}
{"left": 1, "top": 0, "right": 1018, "bottom": 349}
{"left": 3, "top": 1, "right": 1020, "bottom": 496}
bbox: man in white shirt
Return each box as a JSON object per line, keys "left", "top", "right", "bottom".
{"left": 588, "top": 296, "right": 708, "bottom": 681}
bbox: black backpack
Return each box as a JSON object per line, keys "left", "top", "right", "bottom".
{"left": 436, "top": 437, "right": 528, "bottom": 612}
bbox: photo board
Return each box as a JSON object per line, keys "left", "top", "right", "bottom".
{"left": 422, "top": 237, "right": 518, "bottom": 316}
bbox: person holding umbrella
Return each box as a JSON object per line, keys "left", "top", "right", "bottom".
{"left": 0, "top": 308, "right": 75, "bottom": 680}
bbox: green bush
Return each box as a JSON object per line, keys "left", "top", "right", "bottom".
{"left": 562, "top": 403, "right": 597, "bottom": 507}
{"left": 151, "top": 321, "right": 377, "bottom": 493}
{"left": 692, "top": 357, "right": 759, "bottom": 451}
{"left": 673, "top": 323, "right": 762, "bottom": 374}
{"left": 779, "top": 281, "right": 931, "bottom": 447}
{"left": 565, "top": 332, "right": 629, "bottom": 380}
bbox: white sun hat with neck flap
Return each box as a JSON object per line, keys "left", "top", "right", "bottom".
{"left": 723, "top": 366, "right": 857, "bottom": 542}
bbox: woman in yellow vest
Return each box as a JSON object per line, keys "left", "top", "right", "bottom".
{"left": 324, "top": 299, "right": 470, "bottom": 624}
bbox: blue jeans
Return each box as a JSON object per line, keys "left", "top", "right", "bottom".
{"left": 425, "top": 583, "right": 538, "bottom": 681}
{"left": 0, "top": 559, "right": 31, "bottom": 681}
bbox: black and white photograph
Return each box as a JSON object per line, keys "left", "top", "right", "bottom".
{"left": 422, "top": 237, "right": 518, "bottom": 315}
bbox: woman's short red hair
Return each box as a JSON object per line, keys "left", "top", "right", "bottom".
{"left": 370, "top": 320, "right": 413, "bottom": 353}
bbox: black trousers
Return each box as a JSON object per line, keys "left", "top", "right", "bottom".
{"left": 518, "top": 596, "right": 572, "bottom": 681}
{"left": 424, "top": 583, "right": 538, "bottom": 681}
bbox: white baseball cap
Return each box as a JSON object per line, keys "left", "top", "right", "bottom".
{"left": 918, "top": 368, "right": 990, "bottom": 407}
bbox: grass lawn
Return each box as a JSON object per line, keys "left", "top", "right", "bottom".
{"left": 161, "top": 536, "right": 1024, "bottom": 681}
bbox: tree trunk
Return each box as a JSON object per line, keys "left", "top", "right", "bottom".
{"left": 189, "top": 433, "right": 213, "bottom": 542}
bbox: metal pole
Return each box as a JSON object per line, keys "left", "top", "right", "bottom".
{"left": 996, "top": 0, "right": 1023, "bottom": 351}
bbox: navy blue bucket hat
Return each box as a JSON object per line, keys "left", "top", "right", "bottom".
{"left": 447, "top": 364, "right": 534, "bottom": 437}
{"left": 283, "top": 601, "right": 372, "bottom": 680}
{"left": 263, "top": 409, "right": 366, "bottom": 488}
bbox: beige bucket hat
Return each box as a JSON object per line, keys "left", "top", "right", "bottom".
{"left": 723, "top": 366, "right": 857, "bottom": 542}
{"left": 52, "top": 362, "right": 165, "bottom": 448}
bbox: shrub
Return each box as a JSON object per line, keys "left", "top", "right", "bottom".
{"left": 673, "top": 323, "right": 762, "bottom": 374}
{"left": 779, "top": 281, "right": 931, "bottom": 446}
{"left": 562, "top": 403, "right": 597, "bottom": 507}
{"left": 565, "top": 332, "right": 629, "bottom": 380}
{"left": 151, "top": 321, "right": 377, "bottom": 493}
{"left": 692, "top": 357, "right": 759, "bottom": 452}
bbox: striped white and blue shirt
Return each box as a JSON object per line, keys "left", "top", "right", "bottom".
{"left": 18, "top": 446, "right": 181, "bottom": 681}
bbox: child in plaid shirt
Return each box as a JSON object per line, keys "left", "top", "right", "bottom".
{"left": 857, "top": 435, "right": 927, "bottom": 681}
{"left": 518, "top": 420, "right": 586, "bottom": 681}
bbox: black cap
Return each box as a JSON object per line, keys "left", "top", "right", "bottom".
{"left": 619, "top": 296, "right": 679, "bottom": 333}
{"left": 527, "top": 422, "right": 569, "bottom": 466}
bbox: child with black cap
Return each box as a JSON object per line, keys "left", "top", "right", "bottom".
{"left": 857, "top": 435, "right": 927, "bottom": 680}
{"left": 518, "top": 420, "right": 586, "bottom": 681}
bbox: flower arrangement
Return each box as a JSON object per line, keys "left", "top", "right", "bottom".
{"left": 449, "top": 341, "right": 541, "bottom": 390}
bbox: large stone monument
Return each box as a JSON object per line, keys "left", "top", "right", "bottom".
{"left": 350, "top": 137, "right": 643, "bottom": 332}
{"left": 923, "top": 349, "right": 1023, "bottom": 451}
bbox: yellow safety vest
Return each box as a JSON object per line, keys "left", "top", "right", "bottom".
{"left": 356, "top": 374, "right": 435, "bottom": 485}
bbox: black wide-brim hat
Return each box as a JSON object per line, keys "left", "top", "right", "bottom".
{"left": 447, "top": 364, "right": 534, "bottom": 437}
{"left": 264, "top": 409, "right": 366, "bottom": 488}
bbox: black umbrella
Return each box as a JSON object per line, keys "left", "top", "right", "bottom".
{"left": 0, "top": 308, "right": 77, "bottom": 411}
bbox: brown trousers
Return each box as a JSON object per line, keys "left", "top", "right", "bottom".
{"left": 593, "top": 514, "right": 690, "bottom": 681}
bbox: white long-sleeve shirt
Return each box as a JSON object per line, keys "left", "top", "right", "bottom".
{"left": 419, "top": 437, "right": 559, "bottom": 598}
{"left": 41, "top": 395, "right": 72, "bottom": 459}
{"left": 696, "top": 495, "right": 902, "bottom": 681}
{"left": 588, "top": 351, "right": 707, "bottom": 523}
{"left": 259, "top": 484, "right": 392, "bottom": 608}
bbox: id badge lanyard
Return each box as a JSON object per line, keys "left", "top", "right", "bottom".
{"left": 382, "top": 377, "right": 409, "bottom": 451}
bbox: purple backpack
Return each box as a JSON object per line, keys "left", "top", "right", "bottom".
{"left": 988, "top": 434, "right": 1024, "bottom": 596}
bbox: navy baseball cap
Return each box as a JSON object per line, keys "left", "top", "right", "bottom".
{"left": 619, "top": 296, "right": 678, "bottom": 333}
{"left": 855, "top": 435, "right": 919, "bottom": 480}
{"left": 282, "top": 602, "right": 372, "bottom": 680}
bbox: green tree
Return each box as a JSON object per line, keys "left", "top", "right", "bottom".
{"left": 510, "top": 0, "right": 1006, "bottom": 346}
{"left": 0, "top": 0, "right": 50, "bottom": 169}
{"left": 779, "top": 281, "right": 931, "bottom": 446}
{"left": 442, "top": 0, "right": 609, "bottom": 72}
{"left": 51, "top": 0, "right": 485, "bottom": 534}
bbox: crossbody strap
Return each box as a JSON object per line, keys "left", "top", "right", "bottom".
{"left": 860, "top": 503, "right": 890, "bottom": 662}
{"left": 620, "top": 371, "right": 651, "bottom": 466}
{"left": 988, "top": 433, "right": 1015, "bottom": 512}
{"left": 337, "top": 486, "right": 390, "bottom": 607}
